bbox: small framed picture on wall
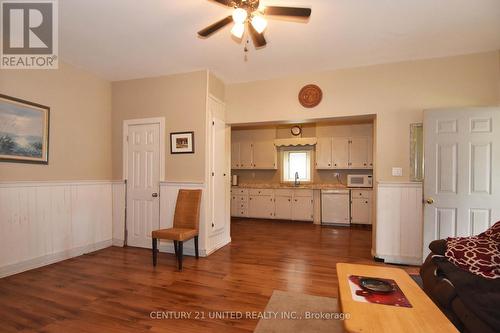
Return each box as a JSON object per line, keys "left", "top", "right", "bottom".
{"left": 170, "top": 131, "right": 194, "bottom": 154}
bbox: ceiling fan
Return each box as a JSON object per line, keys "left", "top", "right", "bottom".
{"left": 198, "top": 0, "right": 311, "bottom": 48}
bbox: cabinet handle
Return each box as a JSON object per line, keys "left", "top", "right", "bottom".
{"left": 366, "top": 201, "right": 368, "bottom": 204}
{"left": 288, "top": 199, "right": 291, "bottom": 202}
{"left": 363, "top": 163, "right": 367, "bottom": 166}
{"left": 270, "top": 198, "right": 273, "bottom": 202}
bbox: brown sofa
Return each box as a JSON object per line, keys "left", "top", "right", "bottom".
{"left": 420, "top": 240, "right": 500, "bottom": 333}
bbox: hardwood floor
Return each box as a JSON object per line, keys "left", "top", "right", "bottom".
{"left": 0, "top": 219, "right": 417, "bottom": 332}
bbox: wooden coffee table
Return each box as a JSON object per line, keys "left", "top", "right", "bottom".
{"left": 336, "top": 263, "right": 458, "bottom": 332}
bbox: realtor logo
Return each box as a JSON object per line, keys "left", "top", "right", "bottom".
{"left": 1, "top": 0, "right": 58, "bottom": 69}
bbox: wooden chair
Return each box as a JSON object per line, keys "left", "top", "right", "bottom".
{"left": 151, "top": 189, "right": 202, "bottom": 271}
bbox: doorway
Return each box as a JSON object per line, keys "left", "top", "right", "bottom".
{"left": 123, "top": 118, "right": 165, "bottom": 248}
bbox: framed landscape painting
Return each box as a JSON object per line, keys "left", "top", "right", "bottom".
{"left": 0, "top": 94, "right": 50, "bottom": 164}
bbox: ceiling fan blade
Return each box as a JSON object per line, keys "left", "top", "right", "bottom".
{"left": 264, "top": 6, "right": 311, "bottom": 18}
{"left": 198, "top": 16, "right": 233, "bottom": 37}
{"left": 212, "top": 0, "right": 233, "bottom": 6}
{"left": 249, "top": 23, "right": 267, "bottom": 48}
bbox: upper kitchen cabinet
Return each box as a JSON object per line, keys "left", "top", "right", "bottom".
{"left": 332, "top": 137, "right": 350, "bottom": 169}
{"left": 253, "top": 141, "right": 277, "bottom": 169}
{"left": 232, "top": 127, "right": 277, "bottom": 170}
{"left": 315, "top": 137, "right": 333, "bottom": 168}
{"left": 316, "top": 136, "right": 373, "bottom": 170}
{"left": 231, "top": 140, "right": 277, "bottom": 170}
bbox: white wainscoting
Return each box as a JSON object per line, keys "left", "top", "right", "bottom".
{"left": 0, "top": 181, "right": 114, "bottom": 278}
{"left": 159, "top": 181, "right": 231, "bottom": 257}
{"left": 112, "top": 181, "right": 126, "bottom": 246}
{"left": 375, "top": 182, "right": 423, "bottom": 265}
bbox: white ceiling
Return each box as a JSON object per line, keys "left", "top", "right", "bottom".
{"left": 59, "top": 0, "right": 500, "bottom": 83}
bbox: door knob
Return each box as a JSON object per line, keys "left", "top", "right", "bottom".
{"left": 425, "top": 198, "right": 434, "bottom": 204}
{"left": 152, "top": 193, "right": 158, "bottom": 198}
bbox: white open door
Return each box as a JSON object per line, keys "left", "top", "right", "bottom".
{"left": 423, "top": 108, "right": 500, "bottom": 258}
{"left": 208, "top": 96, "right": 228, "bottom": 233}
{"left": 124, "top": 118, "right": 164, "bottom": 249}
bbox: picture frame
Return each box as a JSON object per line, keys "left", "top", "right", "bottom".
{"left": 0, "top": 94, "right": 50, "bottom": 164}
{"left": 170, "top": 131, "right": 194, "bottom": 154}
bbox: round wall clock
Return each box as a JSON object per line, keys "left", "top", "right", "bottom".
{"left": 291, "top": 125, "right": 302, "bottom": 136}
{"left": 298, "top": 84, "right": 323, "bottom": 108}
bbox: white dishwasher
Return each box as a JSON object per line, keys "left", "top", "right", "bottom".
{"left": 321, "top": 189, "right": 350, "bottom": 226}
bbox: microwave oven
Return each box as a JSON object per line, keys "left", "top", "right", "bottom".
{"left": 347, "top": 174, "right": 373, "bottom": 188}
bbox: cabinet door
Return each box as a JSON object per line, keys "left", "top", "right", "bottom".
{"left": 231, "top": 195, "right": 238, "bottom": 216}
{"left": 315, "top": 137, "right": 332, "bottom": 169}
{"left": 349, "top": 137, "right": 369, "bottom": 169}
{"left": 248, "top": 195, "right": 275, "bottom": 219}
{"left": 367, "top": 137, "right": 373, "bottom": 169}
{"left": 274, "top": 196, "right": 292, "bottom": 220}
{"left": 351, "top": 198, "right": 371, "bottom": 224}
{"left": 252, "top": 141, "right": 277, "bottom": 169}
{"left": 332, "top": 137, "right": 350, "bottom": 169}
{"left": 239, "top": 141, "right": 253, "bottom": 169}
{"left": 232, "top": 195, "right": 248, "bottom": 217}
{"left": 292, "top": 196, "right": 313, "bottom": 221}
{"left": 231, "top": 142, "right": 240, "bottom": 169}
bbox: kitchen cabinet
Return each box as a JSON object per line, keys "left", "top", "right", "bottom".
{"left": 350, "top": 190, "right": 372, "bottom": 225}
{"left": 274, "top": 194, "right": 292, "bottom": 220}
{"left": 292, "top": 196, "right": 314, "bottom": 221}
{"left": 239, "top": 142, "right": 253, "bottom": 169}
{"left": 315, "top": 137, "right": 333, "bottom": 169}
{"left": 248, "top": 194, "right": 275, "bottom": 219}
{"left": 332, "top": 137, "right": 350, "bottom": 169}
{"left": 252, "top": 141, "right": 277, "bottom": 169}
{"left": 231, "top": 194, "right": 248, "bottom": 217}
{"left": 231, "top": 188, "right": 313, "bottom": 221}
{"left": 350, "top": 137, "right": 370, "bottom": 169}
{"left": 316, "top": 136, "right": 372, "bottom": 170}
{"left": 231, "top": 143, "right": 240, "bottom": 169}
{"left": 231, "top": 141, "right": 276, "bottom": 170}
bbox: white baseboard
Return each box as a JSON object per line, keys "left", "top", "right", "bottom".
{"left": 376, "top": 254, "right": 423, "bottom": 266}
{"left": 0, "top": 239, "right": 112, "bottom": 278}
{"left": 206, "top": 237, "right": 231, "bottom": 256}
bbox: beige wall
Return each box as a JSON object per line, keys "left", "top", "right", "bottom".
{"left": 111, "top": 70, "right": 208, "bottom": 182}
{"left": 0, "top": 62, "right": 112, "bottom": 181}
{"left": 227, "top": 51, "right": 500, "bottom": 182}
{"left": 208, "top": 72, "right": 225, "bottom": 102}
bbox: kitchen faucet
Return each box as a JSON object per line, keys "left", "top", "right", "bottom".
{"left": 294, "top": 172, "right": 300, "bottom": 187}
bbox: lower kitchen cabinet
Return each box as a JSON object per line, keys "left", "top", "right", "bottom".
{"left": 248, "top": 195, "right": 275, "bottom": 219}
{"left": 274, "top": 195, "right": 292, "bottom": 220}
{"left": 231, "top": 194, "right": 248, "bottom": 217}
{"left": 292, "top": 196, "right": 314, "bottom": 221}
{"left": 231, "top": 188, "right": 313, "bottom": 221}
{"left": 350, "top": 190, "right": 372, "bottom": 224}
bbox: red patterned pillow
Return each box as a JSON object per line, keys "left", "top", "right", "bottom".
{"left": 445, "top": 221, "right": 500, "bottom": 279}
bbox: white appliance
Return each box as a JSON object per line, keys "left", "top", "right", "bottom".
{"left": 347, "top": 174, "right": 373, "bottom": 188}
{"left": 321, "top": 189, "right": 350, "bottom": 225}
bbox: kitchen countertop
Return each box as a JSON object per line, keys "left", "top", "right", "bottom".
{"left": 232, "top": 183, "right": 359, "bottom": 190}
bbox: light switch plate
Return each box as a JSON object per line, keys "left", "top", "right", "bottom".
{"left": 392, "top": 167, "right": 403, "bottom": 177}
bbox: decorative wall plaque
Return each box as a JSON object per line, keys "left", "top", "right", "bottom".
{"left": 298, "top": 84, "right": 322, "bottom": 108}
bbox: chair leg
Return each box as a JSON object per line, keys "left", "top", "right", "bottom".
{"left": 173, "top": 240, "right": 178, "bottom": 258}
{"left": 177, "top": 241, "right": 183, "bottom": 271}
{"left": 194, "top": 236, "right": 199, "bottom": 259}
{"left": 152, "top": 238, "right": 158, "bottom": 267}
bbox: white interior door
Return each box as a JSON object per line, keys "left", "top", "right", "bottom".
{"left": 423, "top": 108, "right": 500, "bottom": 258}
{"left": 125, "top": 122, "right": 161, "bottom": 248}
{"left": 209, "top": 96, "right": 228, "bottom": 233}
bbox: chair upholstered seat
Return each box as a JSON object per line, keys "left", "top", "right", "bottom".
{"left": 152, "top": 228, "right": 198, "bottom": 241}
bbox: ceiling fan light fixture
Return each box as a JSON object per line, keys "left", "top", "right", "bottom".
{"left": 232, "top": 8, "right": 248, "bottom": 24}
{"left": 231, "top": 22, "right": 245, "bottom": 38}
{"left": 251, "top": 15, "right": 267, "bottom": 33}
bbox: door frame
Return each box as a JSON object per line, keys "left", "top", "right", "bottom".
{"left": 122, "top": 117, "right": 166, "bottom": 182}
